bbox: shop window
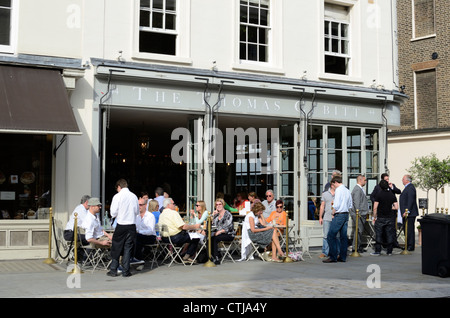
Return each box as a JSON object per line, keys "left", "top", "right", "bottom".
{"left": 139, "top": 0, "right": 177, "bottom": 55}
{"left": 0, "top": 134, "right": 52, "bottom": 220}
{"left": 415, "top": 69, "right": 437, "bottom": 129}
{"left": 239, "top": 0, "right": 270, "bottom": 62}
{"left": 347, "top": 127, "right": 361, "bottom": 177}
{"left": 324, "top": 3, "right": 350, "bottom": 75}
{"left": 413, "top": 0, "right": 435, "bottom": 38}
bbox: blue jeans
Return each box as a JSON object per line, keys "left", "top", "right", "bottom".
{"left": 327, "top": 213, "right": 349, "bottom": 261}
{"left": 322, "top": 220, "right": 331, "bottom": 256}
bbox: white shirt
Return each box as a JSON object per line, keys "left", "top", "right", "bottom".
{"left": 110, "top": 187, "right": 139, "bottom": 225}
{"left": 334, "top": 184, "right": 353, "bottom": 213}
{"left": 262, "top": 200, "right": 276, "bottom": 219}
{"left": 83, "top": 212, "right": 104, "bottom": 241}
{"left": 136, "top": 211, "right": 156, "bottom": 236}
{"left": 65, "top": 204, "right": 88, "bottom": 230}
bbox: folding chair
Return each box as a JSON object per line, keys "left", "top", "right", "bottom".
{"left": 143, "top": 240, "right": 160, "bottom": 270}
{"left": 159, "top": 224, "right": 188, "bottom": 267}
{"left": 219, "top": 235, "right": 241, "bottom": 264}
{"left": 81, "top": 243, "right": 111, "bottom": 273}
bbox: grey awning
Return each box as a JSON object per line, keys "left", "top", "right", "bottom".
{"left": 0, "top": 65, "right": 81, "bottom": 135}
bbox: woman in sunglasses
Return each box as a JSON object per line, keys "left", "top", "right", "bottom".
{"left": 210, "top": 199, "right": 235, "bottom": 265}
{"left": 265, "top": 200, "right": 287, "bottom": 234}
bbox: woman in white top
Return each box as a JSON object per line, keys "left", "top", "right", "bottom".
{"left": 240, "top": 202, "right": 285, "bottom": 262}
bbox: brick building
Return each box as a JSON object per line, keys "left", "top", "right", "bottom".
{"left": 388, "top": 0, "right": 450, "bottom": 213}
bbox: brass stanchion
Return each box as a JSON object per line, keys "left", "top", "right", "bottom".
{"left": 400, "top": 209, "right": 411, "bottom": 255}
{"left": 283, "top": 212, "right": 293, "bottom": 263}
{"left": 69, "top": 213, "right": 83, "bottom": 274}
{"left": 43, "top": 207, "right": 56, "bottom": 264}
{"left": 204, "top": 211, "right": 216, "bottom": 267}
{"left": 350, "top": 209, "right": 361, "bottom": 257}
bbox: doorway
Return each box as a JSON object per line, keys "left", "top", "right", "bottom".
{"left": 103, "top": 108, "right": 195, "bottom": 210}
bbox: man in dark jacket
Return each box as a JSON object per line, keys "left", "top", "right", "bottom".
{"left": 399, "top": 174, "right": 419, "bottom": 251}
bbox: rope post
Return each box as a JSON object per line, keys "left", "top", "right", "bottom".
{"left": 43, "top": 207, "right": 56, "bottom": 264}
{"left": 350, "top": 209, "right": 361, "bottom": 257}
{"left": 203, "top": 211, "right": 216, "bottom": 267}
{"left": 69, "top": 213, "right": 83, "bottom": 274}
{"left": 400, "top": 209, "right": 411, "bottom": 255}
{"left": 284, "top": 212, "right": 293, "bottom": 263}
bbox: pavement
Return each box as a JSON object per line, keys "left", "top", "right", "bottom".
{"left": 1, "top": 243, "right": 449, "bottom": 302}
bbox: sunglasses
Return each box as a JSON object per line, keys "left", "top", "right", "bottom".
{"left": 276, "top": 205, "right": 283, "bottom": 209}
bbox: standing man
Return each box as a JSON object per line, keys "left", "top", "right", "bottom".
{"left": 350, "top": 175, "right": 369, "bottom": 254}
{"left": 371, "top": 180, "right": 398, "bottom": 256}
{"left": 107, "top": 179, "right": 139, "bottom": 277}
{"left": 262, "top": 189, "right": 276, "bottom": 219}
{"left": 318, "top": 182, "right": 335, "bottom": 259}
{"left": 323, "top": 176, "right": 353, "bottom": 263}
{"left": 399, "top": 174, "right": 419, "bottom": 251}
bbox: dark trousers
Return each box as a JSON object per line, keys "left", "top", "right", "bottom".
{"left": 374, "top": 217, "right": 395, "bottom": 254}
{"left": 162, "top": 231, "right": 199, "bottom": 257}
{"left": 405, "top": 216, "right": 417, "bottom": 250}
{"left": 110, "top": 224, "right": 136, "bottom": 274}
{"left": 135, "top": 233, "right": 156, "bottom": 260}
{"left": 63, "top": 230, "right": 88, "bottom": 246}
{"left": 211, "top": 233, "right": 234, "bottom": 258}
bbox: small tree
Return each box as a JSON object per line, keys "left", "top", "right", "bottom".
{"left": 408, "top": 153, "right": 450, "bottom": 213}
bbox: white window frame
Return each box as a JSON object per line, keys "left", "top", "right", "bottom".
{"left": 319, "top": 0, "right": 363, "bottom": 84}
{"left": 411, "top": 0, "right": 436, "bottom": 41}
{"left": 232, "top": 0, "right": 284, "bottom": 75}
{"left": 132, "top": 0, "right": 192, "bottom": 65}
{"left": 0, "top": 0, "right": 18, "bottom": 54}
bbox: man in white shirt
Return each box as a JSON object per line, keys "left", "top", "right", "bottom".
{"left": 135, "top": 197, "right": 157, "bottom": 261}
{"left": 262, "top": 189, "right": 276, "bottom": 219}
{"left": 83, "top": 197, "right": 112, "bottom": 246}
{"left": 323, "top": 176, "right": 352, "bottom": 264}
{"left": 64, "top": 195, "right": 90, "bottom": 245}
{"left": 107, "top": 179, "right": 139, "bottom": 277}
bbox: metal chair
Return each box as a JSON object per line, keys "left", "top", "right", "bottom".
{"left": 159, "top": 224, "right": 188, "bottom": 267}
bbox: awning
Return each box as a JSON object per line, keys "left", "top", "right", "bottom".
{"left": 0, "top": 65, "right": 81, "bottom": 135}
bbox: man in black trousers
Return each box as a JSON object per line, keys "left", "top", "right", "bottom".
{"left": 399, "top": 174, "right": 419, "bottom": 251}
{"left": 107, "top": 179, "right": 139, "bottom": 277}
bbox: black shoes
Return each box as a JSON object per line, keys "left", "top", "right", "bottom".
{"left": 322, "top": 257, "right": 337, "bottom": 263}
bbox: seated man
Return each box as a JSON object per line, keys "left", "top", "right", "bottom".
{"left": 135, "top": 197, "right": 157, "bottom": 261}
{"left": 64, "top": 194, "right": 91, "bottom": 245}
{"left": 158, "top": 198, "right": 201, "bottom": 262}
{"left": 83, "top": 197, "right": 112, "bottom": 247}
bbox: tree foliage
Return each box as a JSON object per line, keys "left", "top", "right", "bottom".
{"left": 408, "top": 153, "right": 450, "bottom": 212}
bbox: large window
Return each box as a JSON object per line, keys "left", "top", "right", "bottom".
{"left": 324, "top": 3, "right": 350, "bottom": 75}
{"left": 413, "top": 0, "right": 435, "bottom": 39}
{"left": 139, "top": 0, "right": 177, "bottom": 55}
{"left": 239, "top": 0, "right": 270, "bottom": 63}
{"left": 0, "top": 134, "right": 53, "bottom": 220}
{"left": 307, "top": 125, "right": 380, "bottom": 220}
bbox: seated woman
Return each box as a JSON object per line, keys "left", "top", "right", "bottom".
{"left": 211, "top": 198, "right": 235, "bottom": 265}
{"left": 239, "top": 202, "right": 285, "bottom": 262}
{"left": 266, "top": 200, "right": 287, "bottom": 234}
{"left": 248, "top": 192, "right": 261, "bottom": 210}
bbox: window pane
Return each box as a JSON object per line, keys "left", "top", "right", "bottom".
{"left": 248, "top": 26, "right": 257, "bottom": 43}
{"left": 0, "top": 8, "right": 10, "bottom": 45}
{"left": 152, "top": 12, "right": 163, "bottom": 28}
{"left": 347, "top": 128, "right": 361, "bottom": 150}
{"left": 365, "top": 129, "right": 379, "bottom": 151}
{"left": 139, "top": 31, "right": 176, "bottom": 55}
{"left": 166, "top": 13, "right": 176, "bottom": 30}
{"left": 140, "top": 0, "right": 150, "bottom": 8}
{"left": 328, "top": 127, "right": 342, "bottom": 149}
{"left": 166, "top": 0, "right": 176, "bottom": 11}
{"left": 153, "top": 0, "right": 164, "bottom": 10}
{"left": 331, "top": 22, "right": 339, "bottom": 36}
{"left": 249, "top": 7, "right": 259, "bottom": 24}
{"left": 328, "top": 150, "right": 343, "bottom": 172}
{"left": 260, "top": 8, "right": 269, "bottom": 26}
{"left": 140, "top": 10, "right": 150, "bottom": 27}
{"left": 259, "top": 45, "right": 267, "bottom": 62}
{"left": 308, "top": 125, "right": 323, "bottom": 148}
{"left": 414, "top": 0, "right": 435, "bottom": 38}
